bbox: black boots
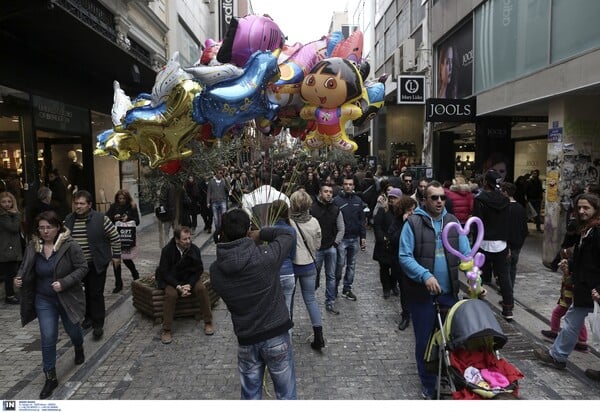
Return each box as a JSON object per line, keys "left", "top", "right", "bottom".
{"left": 75, "top": 346, "right": 85, "bottom": 365}
{"left": 398, "top": 313, "right": 410, "bottom": 331}
{"left": 310, "top": 326, "right": 325, "bottom": 351}
{"left": 40, "top": 368, "right": 58, "bottom": 399}
{"left": 113, "top": 264, "right": 123, "bottom": 293}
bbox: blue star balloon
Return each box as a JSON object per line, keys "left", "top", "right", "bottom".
{"left": 192, "top": 49, "right": 281, "bottom": 138}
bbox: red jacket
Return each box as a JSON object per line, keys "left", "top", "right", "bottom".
{"left": 445, "top": 183, "right": 475, "bottom": 224}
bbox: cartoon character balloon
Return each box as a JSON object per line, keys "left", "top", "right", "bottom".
{"left": 217, "top": 15, "right": 285, "bottom": 67}
{"left": 299, "top": 57, "right": 364, "bottom": 152}
{"left": 441, "top": 217, "right": 487, "bottom": 299}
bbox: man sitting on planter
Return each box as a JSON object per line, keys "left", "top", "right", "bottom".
{"left": 156, "top": 226, "right": 214, "bottom": 344}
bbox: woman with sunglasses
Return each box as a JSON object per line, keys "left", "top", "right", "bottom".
{"left": 14, "top": 210, "right": 88, "bottom": 399}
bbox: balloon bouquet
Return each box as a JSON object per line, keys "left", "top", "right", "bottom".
{"left": 94, "top": 14, "right": 389, "bottom": 171}
{"left": 441, "top": 216, "right": 488, "bottom": 299}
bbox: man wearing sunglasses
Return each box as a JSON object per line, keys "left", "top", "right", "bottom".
{"left": 398, "top": 180, "right": 471, "bottom": 399}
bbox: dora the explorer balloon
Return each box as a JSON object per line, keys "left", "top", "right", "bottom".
{"left": 300, "top": 57, "right": 363, "bottom": 152}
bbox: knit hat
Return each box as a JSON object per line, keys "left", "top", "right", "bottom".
{"left": 388, "top": 188, "right": 403, "bottom": 198}
{"left": 485, "top": 169, "right": 502, "bottom": 189}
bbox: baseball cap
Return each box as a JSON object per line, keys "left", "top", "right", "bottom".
{"left": 388, "top": 188, "right": 403, "bottom": 198}
{"left": 485, "top": 169, "right": 503, "bottom": 189}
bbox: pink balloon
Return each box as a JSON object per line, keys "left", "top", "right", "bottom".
{"left": 441, "top": 216, "right": 485, "bottom": 261}
{"left": 473, "top": 251, "right": 486, "bottom": 268}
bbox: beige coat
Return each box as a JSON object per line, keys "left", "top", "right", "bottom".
{"left": 291, "top": 218, "right": 321, "bottom": 265}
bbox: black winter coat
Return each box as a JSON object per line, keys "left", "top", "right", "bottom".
{"left": 372, "top": 208, "right": 394, "bottom": 265}
{"left": 572, "top": 226, "right": 600, "bottom": 308}
{"left": 155, "top": 239, "right": 203, "bottom": 289}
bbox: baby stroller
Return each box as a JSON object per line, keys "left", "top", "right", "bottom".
{"left": 424, "top": 298, "right": 524, "bottom": 399}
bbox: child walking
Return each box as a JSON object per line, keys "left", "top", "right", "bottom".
{"left": 541, "top": 252, "right": 588, "bottom": 352}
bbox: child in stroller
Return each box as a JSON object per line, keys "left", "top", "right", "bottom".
{"left": 425, "top": 298, "right": 524, "bottom": 399}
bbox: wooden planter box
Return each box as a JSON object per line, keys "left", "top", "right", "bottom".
{"left": 132, "top": 272, "right": 220, "bottom": 324}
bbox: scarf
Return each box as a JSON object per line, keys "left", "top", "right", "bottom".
{"left": 291, "top": 209, "right": 311, "bottom": 223}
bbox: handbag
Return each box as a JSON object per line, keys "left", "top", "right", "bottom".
{"left": 115, "top": 220, "right": 137, "bottom": 249}
{"left": 526, "top": 202, "right": 538, "bottom": 220}
{"left": 588, "top": 301, "right": 600, "bottom": 350}
{"left": 155, "top": 204, "right": 171, "bottom": 222}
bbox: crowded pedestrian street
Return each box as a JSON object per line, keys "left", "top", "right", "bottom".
{"left": 1, "top": 221, "right": 599, "bottom": 401}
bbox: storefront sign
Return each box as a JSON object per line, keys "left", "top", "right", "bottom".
{"left": 425, "top": 98, "right": 476, "bottom": 122}
{"left": 32, "top": 96, "right": 89, "bottom": 134}
{"left": 397, "top": 75, "right": 425, "bottom": 104}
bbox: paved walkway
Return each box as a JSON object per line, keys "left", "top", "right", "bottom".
{"left": 1, "top": 221, "right": 600, "bottom": 400}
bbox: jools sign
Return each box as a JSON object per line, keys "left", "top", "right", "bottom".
{"left": 425, "top": 98, "right": 476, "bottom": 122}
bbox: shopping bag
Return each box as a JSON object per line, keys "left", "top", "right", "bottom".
{"left": 588, "top": 301, "right": 600, "bottom": 350}
{"left": 115, "top": 220, "right": 137, "bottom": 249}
{"left": 526, "top": 202, "right": 538, "bottom": 220}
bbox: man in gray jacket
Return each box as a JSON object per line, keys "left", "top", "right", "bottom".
{"left": 64, "top": 190, "right": 121, "bottom": 340}
{"left": 210, "top": 208, "right": 296, "bottom": 399}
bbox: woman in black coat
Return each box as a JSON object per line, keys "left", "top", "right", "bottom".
{"left": 387, "top": 193, "right": 417, "bottom": 331}
{"left": 372, "top": 187, "right": 396, "bottom": 299}
{"left": 106, "top": 189, "right": 140, "bottom": 293}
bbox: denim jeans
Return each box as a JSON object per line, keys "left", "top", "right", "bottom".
{"left": 211, "top": 200, "right": 227, "bottom": 232}
{"left": 279, "top": 274, "right": 295, "bottom": 322}
{"left": 295, "top": 266, "right": 322, "bottom": 327}
{"left": 237, "top": 333, "right": 297, "bottom": 399}
{"left": 550, "top": 304, "right": 592, "bottom": 363}
{"left": 336, "top": 237, "right": 359, "bottom": 292}
{"left": 36, "top": 293, "right": 84, "bottom": 372}
{"left": 315, "top": 247, "right": 337, "bottom": 305}
{"left": 407, "top": 293, "right": 457, "bottom": 396}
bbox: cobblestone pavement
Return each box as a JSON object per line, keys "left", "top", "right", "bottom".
{"left": 1, "top": 221, "right": 600, "bottom": 400}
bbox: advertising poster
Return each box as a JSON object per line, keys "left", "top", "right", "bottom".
{"left": 436, "top": 21, "right": 473, "bottom": 99}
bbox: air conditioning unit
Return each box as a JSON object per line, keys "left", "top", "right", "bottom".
{"left": 402, "top": 38, "right": 416, "bottom": 71}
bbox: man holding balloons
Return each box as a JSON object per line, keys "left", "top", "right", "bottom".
{"left": 398, "top": 181, "right": 471, "bottom": 400}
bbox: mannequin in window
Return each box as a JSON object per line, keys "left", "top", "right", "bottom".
{"left": 455, "top": 155, "right": 463, "bottom": 173}
{"left": 67, "top": 150, "right": 84, "bottom": 193}
{"left": 464, "top": 155, "right": 473, "bottom": 171}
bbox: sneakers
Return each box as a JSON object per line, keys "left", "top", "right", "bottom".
{"left": 342, "top": 290, "right": 357, "bottom": 301}
{"left": 541, "top": 330, "right": 558, "bottom": 340}
{"left": 533, "top": 347, "right": 566, "bottom": 370}
{"left": 585, "top": 369, "right": 600, "bottom": 381}
{"left": 160, "top": 330, "right": 172, "bottom": 344}
{"left": 325, "top": 303, "right": 340, "bottom": 315}
{"left": 203, "top": 322, "right": 214, "bottom": 336}
{"left": 501, "top": 305, "right": 513, "bottom": 321}
{"left": 4, "top": 295, "right": 19, "bottom": 305}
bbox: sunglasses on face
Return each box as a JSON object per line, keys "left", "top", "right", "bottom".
{"left": 429, "top": 195, "right": 446, "bottom": 201}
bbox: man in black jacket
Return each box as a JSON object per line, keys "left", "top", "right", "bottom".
{"left": 210, "top": 209, "right": 296, "bottom": 400}
{"left": 333, "top": 177, "right": 367, "bottom": 301}
{"left": 311, "top": 183, "right": 345, "bottom": 314}
{"left": 473, "top": 170, "right": 512, "bottom": 320}
{"left": 156, "top": 226, "right": 214, "bottom": 344}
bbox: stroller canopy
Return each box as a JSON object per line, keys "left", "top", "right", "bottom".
{"left": 445, "top": 299, "right": 507, "bottom": 351}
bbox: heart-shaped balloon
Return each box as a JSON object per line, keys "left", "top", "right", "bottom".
{"left": 441, "top": 216, "right": 485, "bottom": 262}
